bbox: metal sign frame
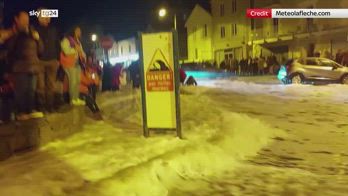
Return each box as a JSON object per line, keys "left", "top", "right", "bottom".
{"left": 138, "top": 30, "right": 182, "bottom": 139}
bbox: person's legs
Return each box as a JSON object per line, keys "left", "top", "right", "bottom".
{"left": 28, "top": 74, "right": 37, "bottom": 113}
{"left": 0, "top": 91, "right": 13, "bottom": 122}
{"left": 14, "top": 73, "right": 27, "bottom": 114}
{"left": 46, "top": 62, "right": 58, "bottom": 111}
{"left": 88, "top": 84, "right": 97, "bottom": 101}
{"left": 83, "top": 92, "right": 102, "bottom": 120}
{"left": 14, "top": 73, "right": 38, "bottom": 119}
{"left": 36, "top": 70, "right": 46, "bottom": 111}
{"left": 69, "top": 67, "right": 78, "bottom": 100}
{"left": 64, "top": 67, "right": 72, "bottom": 102}
{"left": 53, "top": 80, "right": 64, "bottom": 109}
{"left": 65, "top": 66, "right": 79, "bottom": 102}
{"left": 6, "top": 95, "right": 14, "bottom": 121}
{"left": 80, "top": 93, "right": 99, "bottom": 113}
{"left": 74, "top": 66, "right": 81, "bottom": 99}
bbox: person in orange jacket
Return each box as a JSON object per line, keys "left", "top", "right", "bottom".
{"left": 79, "top": 57, "right": 102, "bottom": 120}
{"left": 60, "top": 26, "right": 86, "bottom": 106}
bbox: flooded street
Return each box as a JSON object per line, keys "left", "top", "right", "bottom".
{"left": 175, "top": 79, "right": 348, "bottom": 195}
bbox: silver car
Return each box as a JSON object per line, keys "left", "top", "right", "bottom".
{"left": 286, "top": 57, "right": 348, "bottom": 84}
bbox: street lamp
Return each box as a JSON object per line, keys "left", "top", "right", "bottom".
{"left": 91, "top": 34, "right": 98, "bottom": 63}
{"left": 158, "top": 8, "right": 177, "bottom": 30}
{"left": 159, "top": 8, "right": 167, "bottom": 17}
{"left": 91, "top": 34, "right": 97, "bottom": 42}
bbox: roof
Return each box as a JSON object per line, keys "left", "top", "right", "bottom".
{"left": 185, "top": 4, "right": 212, "bottom": 27}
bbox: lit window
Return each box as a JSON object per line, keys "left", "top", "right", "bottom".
{"left": 232, "top": 0, "right": 237, "bottom": 13}
{"left": 221, "top": 26, "right": 225, "bottom": 38}
{"left": 204, "top": 24, "right": 208, "bottom": 38}
{"left": 220, "top": 4, "right": 224, "bottom": 17}
{"left": 193, "top": 26, "right": 197, "bottom": 40}
{"left": 231, "top": 24, "right": 237, "bottom": 36}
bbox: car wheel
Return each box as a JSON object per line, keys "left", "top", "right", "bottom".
{"left": 341, "top": 75, "right": 348, "bottom": 85}
{"left": 291, "top": 74, "right": 303, "bottom": 84}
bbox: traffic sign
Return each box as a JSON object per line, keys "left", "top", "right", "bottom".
{"left": 100, "top": 36, "right": 114, "bottom": 50}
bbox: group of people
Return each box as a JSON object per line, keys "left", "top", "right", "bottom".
{"left": 101, "top": 60, "right": 140, "bottom": 92}
{"left": 334, "top": 49, "right": 348, "bottom": 66}
{"left": 0, "top": 9, "right": 102, "bottom": 123}
{"left": 220, "top": 55, "right": 280, "bottom": 76}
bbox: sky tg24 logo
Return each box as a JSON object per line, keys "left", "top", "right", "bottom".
{"left": 29, "top": 9, "right": 59, "bottom": 18}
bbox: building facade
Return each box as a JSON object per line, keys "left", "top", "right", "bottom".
{"left": 186, "top": 0, "right": 348, "bottom": 66}
{"left": 185, "top": 5, "right": 213, "bottom": 62}
{"left": 108, "top": 37, "right": 139, "bottom": 67}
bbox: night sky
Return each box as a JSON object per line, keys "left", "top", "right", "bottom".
{"left": 4, "top": 0, "right": 210, "bottom": 40}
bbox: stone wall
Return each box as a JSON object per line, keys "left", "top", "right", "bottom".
{"left": 0, "top": 107, "right": 89, "bottom": 161}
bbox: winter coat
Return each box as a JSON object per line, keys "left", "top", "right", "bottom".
{"left": 60, "top": 36, "right": 86, "bottom": 68}
{"left": 112, "top": 64, "right": 123, "bottom": 88}
{"left": 128, "top": 62, "right": 140, "bottom": 88}
{"left": 185, "top": 76, "right": 197, "bottom": 86}
{"left": 36, "top": 24, "right": 60, "bottom": 61}
{"left": 80, "top": 67, "right": 100, "bottom": 94}
{"left": 7, "top": 31, "right": 44, "bottom": 74}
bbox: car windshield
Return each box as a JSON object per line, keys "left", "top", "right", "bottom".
{"left": 318, "top": 59, "right": 343, "bottom": 68}
{"left": 306, "top": 59, "right": 319, "bottom": 65}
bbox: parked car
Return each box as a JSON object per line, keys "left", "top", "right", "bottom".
{"left": 285, "top": 57, "right": 348, "bottom": 84}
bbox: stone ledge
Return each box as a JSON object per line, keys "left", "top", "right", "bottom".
{"left": 0, "top": 106, "right": 89, "bottom": 161}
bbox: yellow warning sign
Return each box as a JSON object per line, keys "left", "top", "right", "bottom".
{"left": 140, "top": 32, "right": 180, "bottom": 132}
{"left": 146, "top": 49, "right": 174, "bottom": 91}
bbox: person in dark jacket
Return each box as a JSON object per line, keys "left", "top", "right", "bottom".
{"left": 252, "top": 58, "right": 258, "bottom": 76}
{"left": 0, "top": 26, "right": 15, "bottom": 123}
{"left": 240, "top": 58, "right": 247, "bottom": 76}
{"left": 6, "top": 11, "right": 44, "bottom": 120}
{"left": 335, "top": 49, "right": 343, "bottom": 64}
{"left": 35, "top": 8, "right": 60, "bottom": 112}
{"left": 128, "top": 61, "right": 140, "bottom": 88}
{"left": 185, "top": 76, "right": 197, "bottom": 86}
{"left": 102, "top": 63, "right": 111, "bottom": 91}
{"left": 111, "top": 63, "right": 123, "bottom": 91}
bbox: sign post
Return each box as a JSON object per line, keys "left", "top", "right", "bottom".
{"left": 138, "top": 31, "right": 182, "bottom": 138}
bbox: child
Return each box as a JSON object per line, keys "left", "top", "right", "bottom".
{"left": 80, "top": 58, "right": 102, "bottom": 120}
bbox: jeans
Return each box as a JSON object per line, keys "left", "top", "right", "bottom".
{"left": 80, "top": 93, "right": 99, "bottom": 113}
{"left": 88, "top": 84, "right": 97, "bottom": 101}
{"left": 64, "top": 65, "right": 81, "bottom": 102}
{"left": 14, "top": 73, "right": 37, "bottom": 114}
